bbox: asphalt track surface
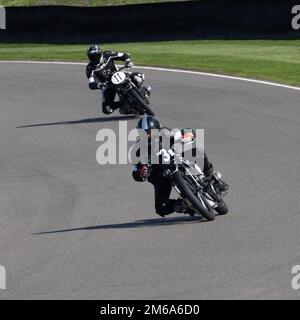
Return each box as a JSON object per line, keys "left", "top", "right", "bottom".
{"left": 0, "top": 62, "right": 299, "bottom": 300}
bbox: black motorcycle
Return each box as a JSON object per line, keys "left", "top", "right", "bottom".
{"left": 159, "top": 147, "right": 228, "bottom": 221}
{"left": 101, "top": 65, "right": 155, "bottom": 116}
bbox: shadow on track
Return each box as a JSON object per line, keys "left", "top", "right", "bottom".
{"left": 16, "top": 115, "right": 138, "bottom": 128}
{"left": 34, "top": 215, "right": 206, "bottom": 235}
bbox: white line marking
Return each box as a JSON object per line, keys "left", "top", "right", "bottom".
{"left": 0, "top": 60, "right": 300, "bottom": 92}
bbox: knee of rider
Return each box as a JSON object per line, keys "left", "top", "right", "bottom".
{"left": 155, "top": 202, "right": 163, "bottom": 212}
{"left": 102, "top": 103, "right": 113, "bottom": 112}
{"left": 155, "top": 202, "right": 168, "bottom": 214}
{"left": 155, "top": 207, "right": 165, "bottom": 215}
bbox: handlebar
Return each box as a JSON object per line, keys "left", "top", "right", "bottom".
{"left": 117, "top": 65, "right": 131, "bottom": 72}
{"left": 95, "top": 64, "right": 130, "bottom": 74}
{"left": 119, "top": 65, "right": 126, "bottom": 70}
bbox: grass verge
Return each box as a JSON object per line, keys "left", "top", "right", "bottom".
{"left": 0, "top": 40, "right": 299, "bottom": 86}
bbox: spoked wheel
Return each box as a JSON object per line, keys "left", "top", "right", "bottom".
{"left": 172, "top": 171, "right": 215, "bottom": 221}
{"left": 129, "top": 88, "right": 155, "bottom": 116}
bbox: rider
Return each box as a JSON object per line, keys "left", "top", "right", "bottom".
{"left": 132, "top": 116, "right": 228, "bottom": 217}
{"left": 86, "top": 44, "right": 151, "bottom": 115}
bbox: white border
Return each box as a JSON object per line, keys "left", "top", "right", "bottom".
{"left": 1, "top": 60, "right": 300, "bottom": 92}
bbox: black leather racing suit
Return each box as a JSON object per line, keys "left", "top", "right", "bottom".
{"left": 132, "top": 130, "right": 213, "bottom": 216}
{"left": 86, "top": 51, "right": 144, "bottom": 114}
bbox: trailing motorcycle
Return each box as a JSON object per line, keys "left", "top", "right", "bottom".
{"left": 159, "top": 147, "right": 229, "bottom": 221}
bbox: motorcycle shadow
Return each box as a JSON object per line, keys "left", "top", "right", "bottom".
{"left": 16, "top": 115, "right": 138, "bottom": 128}
{"left": 34, "top": 215, "right": 206, "bottom": 235}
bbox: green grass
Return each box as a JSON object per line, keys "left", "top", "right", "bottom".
{"left": 0, "top": 0, "right": 185, "bottom": 6}
{"left": 0, "top": 40, "right": 299, "bottom": 86}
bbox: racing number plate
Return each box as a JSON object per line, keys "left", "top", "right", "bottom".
{"left": 111, "top": 71, "right": 126, "bottom": 85}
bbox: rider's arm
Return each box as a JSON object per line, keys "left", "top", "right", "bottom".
{"left": 86, "top": 64, "right": 104, "bottom": 90}
{"left": 104, "top": 51, "right": 132, "bottom": 66}
{"left": 132, "top": 164, "right": 150, "bottom": 182}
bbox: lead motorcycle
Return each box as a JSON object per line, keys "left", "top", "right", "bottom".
{"left": 159, "top": 146, "right": 229, "bottom": 221}
{"left": 97, "top": 64, "right": 155, "bottom": 116}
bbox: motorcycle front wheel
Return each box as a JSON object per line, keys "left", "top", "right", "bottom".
{"left": 129, "top": 88, "right": 155, "bottom": 116}
{"left": 215, "top": 199, "right": 228, "bottom": 215}
{"left": 172, "top": 171, "right": 215, "bottom": 221}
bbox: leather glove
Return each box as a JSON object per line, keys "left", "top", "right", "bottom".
{"left": 125, "top": 59, "right": 133, "bottom": 68}
{"left": 139, "top": 164, "right": 149, "bottom": 180}
{"left": 97, "top": 83, "right": 107, "bottom": 90}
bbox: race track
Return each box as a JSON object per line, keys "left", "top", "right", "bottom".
{"left": 0, "top": 62, "right": 299, "bottom": 299}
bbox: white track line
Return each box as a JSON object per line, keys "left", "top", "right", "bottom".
{"left": 1, "top": 60, "right": 300, "bottom": 92}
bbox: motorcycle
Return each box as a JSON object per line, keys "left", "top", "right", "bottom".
{"left": 98, "top": 64, "right": 155, "bottom": 116}
{"left": 159, "top": 147, "right": 229, "bottom": 221}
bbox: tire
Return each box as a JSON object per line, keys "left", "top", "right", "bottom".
{"left": 129, "top": 88, "right": 155, "bottom": 116}
{"left": 215, "top": 199, "right": 228, "bottom": 215}
{"left": 172, "top": 171, "right": 215, "bottom": 221}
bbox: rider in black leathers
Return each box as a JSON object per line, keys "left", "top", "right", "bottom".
{"left": 86, "top": 44, "right": 150, "bottom": 114}
{"left": 132, "top": 116, "right": 228, "bottom": 217}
